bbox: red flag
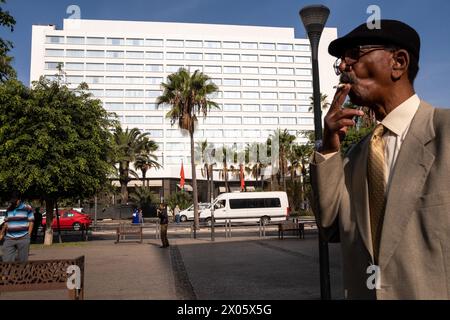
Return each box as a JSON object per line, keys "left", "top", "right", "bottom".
{"left": 240, "top": 164, "right": 245, "bottom": 191}
{"left": 180, "top": 162, "right": 185, "bottom": 189}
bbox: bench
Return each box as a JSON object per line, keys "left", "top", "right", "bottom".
{"left": 115, "top": 223, "right": 143, "bottom": 243}
{"left": 0, "top": 256, "right": 85, "bottom": 300}
{"left": 278, "top": 221, "right": 304, "bottom": 239}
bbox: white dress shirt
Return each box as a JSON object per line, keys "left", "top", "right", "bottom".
{"left": 317, "top": 94, "right": 421, "bottom": 191}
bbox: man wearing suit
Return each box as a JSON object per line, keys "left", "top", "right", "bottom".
{"left": 311, "top": 20, "right": 449, "bottom": 299}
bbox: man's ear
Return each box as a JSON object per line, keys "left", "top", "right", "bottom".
{"left": 391, "top": 49, "right": 410, "bottom": 81}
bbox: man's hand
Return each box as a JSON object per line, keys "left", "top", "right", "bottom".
{"left": 321, "top": 84, "right": 364, "bottom": 154}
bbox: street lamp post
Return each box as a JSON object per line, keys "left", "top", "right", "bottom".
{"left": 299, "top": 4, "right": 332, "bottom": 300}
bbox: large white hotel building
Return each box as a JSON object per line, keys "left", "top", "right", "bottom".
{"left": 30, "top": 19, "right": 337, "bottom": 198}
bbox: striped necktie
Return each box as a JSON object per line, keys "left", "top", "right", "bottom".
{"left": 368, "top": 124, "right": 387, "bottom": 263}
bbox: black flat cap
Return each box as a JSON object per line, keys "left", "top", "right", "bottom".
{"left": 329, "top": 19, "right": 420, "bottom": 60}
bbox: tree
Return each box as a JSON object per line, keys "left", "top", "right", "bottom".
{"left": 134, "top": 140, "right": 161, "bottom": 187}
{"left": 269, "top": 129, "right": 296, "bottom": 192}
{"left": 166, "top": 191, "right": 192, "bottom": 211}
{"left": 129, "top": 187, "right": 159, "bottom": 210}
{"left": 309, "top": 93, "right": 330, "bottom": 113}
{"left": 110, "top": 126, "right": 156, "bottom": 203}
{"left": 0, "top": 0, "right": 16, "bottom": 82}
{"left": 0, "top": 78, "right": 114, "bottom": 245}
{"left": 157, "top": 68, "right": 219, "bottom": 235}
{"left": 195, "top": 140, "right": 213, "bottom": 202}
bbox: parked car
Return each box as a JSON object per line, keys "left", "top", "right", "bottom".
{"left": 41, "top": 209, "right": 91, "bottom": 231}
{"left": 199, "top": 191, "right": 290, "bottom": 225}
{"left": 179, "top": 203, "right": 210, "bottom": 222}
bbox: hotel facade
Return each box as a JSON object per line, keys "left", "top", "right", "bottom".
{"left": 30, "top": 19, "right": 338, "bottom": 200}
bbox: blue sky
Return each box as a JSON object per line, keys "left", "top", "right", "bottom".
{"left": 1, "top": 0, "right": 449, "bottom": 107}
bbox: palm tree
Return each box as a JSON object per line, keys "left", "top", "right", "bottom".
{"left": 111, "top": 126, "right": 154, "bottom": 203}
{"left": 245, "top": 142, "right": 266, "bottom": 189}
{"left": 129, "top": 187, "right": 159, "bottom": 209}
{"left": 134, "top": 153, "right": 161, "bottom": 187}
{"left": 195, "top": 140, "right": 212, "bottom": 201}
{"left": 288, "top": 143, "right": 314, "bottom": 206}
{"left": 269, "top": 129, "right": 296, "bottom": 192}
{"left": 157, "top": 68, "right": 219, "bottom": 235}
{"left": 309, "top": 93, "right": 330, "bottom": 112}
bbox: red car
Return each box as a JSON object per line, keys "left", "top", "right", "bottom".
{"left": 42, "top": 209, "right": 91, "bottom": 231}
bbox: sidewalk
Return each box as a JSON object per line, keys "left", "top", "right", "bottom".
{"left": 0, "top": 230, "right": 343, "bottom": 300}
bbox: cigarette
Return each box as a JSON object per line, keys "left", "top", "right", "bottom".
{"left": 333, "top": 83, "right": 346, "bottom": 89}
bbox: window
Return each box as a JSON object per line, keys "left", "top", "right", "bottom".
{"left": 105, "top": 77, "right": 123, "bottom": 84}
{"left": 298, "top": 117, "right": 314, "bottom": 125}
{"left": 125, "top": 38, "right": 144, "bottom": 46}
{"left": 295, "top": 56, "right": 311, "bottom": 64}
{"left": 243, "top": 117, "right": 260, "bottom": 125}
{"left": 223, "top": 66, "right": 240, "bottom": 74}
{"left": 261, "top": 105, "right": 277, "bottom": 112}
{"left": 223, "top": 117, "right": 242, "bottom": 124}
{"left": 145, "top": 116, "right": 163, "bottom": 124}
{"left": 166, "top": 40, "right": 183, "bottom": 47}
{"left": 85, "top": 76, "right": 104, "bottom": 84}
{"left": 279, "top": 92, "right": 296, "bottom": 100}
{"left": 242, "top": 91, "right": 259, "bottom": 99}
{"left": 260, "top": 79, "right": 277, "bottom": 87}
{"left": 223, "top": 79, "right": 241, "bottom": 86}
{"left": 186, "top": 65, "right": 203, "bottom": 72}
{"left": 167, "top": 52, "right": 184, "bottom": 60}
{"left": 210, "top": 78, "right": 222, "bottom": 85}
{"left": 278, "top": 55, "right": 294, "bottom": 63}
{"left": 125, "top": 64, "right": 144, "bottom": 72}
{"left": 295, "top": 44, "right": 310, "bottom": 51}
{"left": 204, "top": 53, "right": 221, "bottom": 61}
{"left": 204, "top": 66, "right": 222, "bottom": 73}
{"left": 279, "top": 105, "right": 295, "bottom": 112}
{"left": 166, "top": 143, "right": 185, "bottom": 151}
{"left": 126, "top": 51, "right": 144, "bottom": 59}
{"left": 65, "top": 62, "right": 83, "bottom": 71}
{"left": 278, "top": 68, "right": 294, "bottom": 75}
{"left": 67, "top": 36, "right": 84, "bottom": 45}
{"left": 223, "top": 54, "right": 239, "bottom": 61}
{"left": 241, "top": 42, "right": 257, "bottom": 49}
{"left": 223, "top": 104, "right": 241, "bottom": 112}
{"left": 106, "top": 51, "right": 124, "bottom": 58}
{"left": 185, "top": 52, "right": 202, "bottom": 60}
{"left": 296, "top": 68, "right": 312, "bottom": 76}
{"left": 229, "top": 198, "right": 281, "bottom": 209}
{"left": 46, "top": 36, "right": 64, "bottom": 44}
{"left": 261, "top": 92, "right": 277, "bottom": 99}
{"left": 204, "top": 130, "right": 223, "bottom": 138}
{"left": 261, "top": 117, "right": 278, "bottom": 124}
{"left": 146, "top": 90, "right": 161, "bottom": 98}
{"left": 146, "top": 64, "right": 163, "bottom": 72}
{"left": 145, "top": 39, "right": 163, "bottom": 47}
{"left": 242, "top": 79, "right": 259, "bottom": 86}
{"left": 242, "top": 67, "right": 258, "bottom": 74}
{"left": 222, "top": 41, "right": 239, "bottom": 49}
{"left": 279, "top": 80, "right": 295, "bottom": 87}
{"left": 145, "top": 77, "right": 163, "bottom": 85}
{"left": 105, "top": 89, "right": 123, "bottom": 97}
{"left": 106, "top": 38, "right": 124, "bottom": 46}
{"left": 297, "top": 81, "right": 312, "bottom": 88}
{"left": 146, "top": 129, "right": 163, "bottom": 138}
{"left": 243, "top": 130, "right": 260, "bottom": 138}
{"left": 125, "top": 103, "right": 145, "bottom": 110}
{"left": 204, "top": 41, "right": 220, "bottom": 48}
{"left": 67, "top": 76, "right": 83, "bottom": 84}
{"left": 241, "top": 54, "right": 258, "bottom": 62}
{"left": 104, "top": 103, "right": 123, "bottom": 111}
{"left": 125, "top": 77, "right": 144, "bottom": 84}
{"left": 45, "top": 62, "right": 62, "bottom": 70}
{"left": 297, "top": 105, "right": 310, "bottom": 113}
{"left": 89, "top": 89, "right": 103, "bottom": 97}
{"left": 145, "top": 51, "right": 163, "bottom": 59}
{"left": 259, "top": 43, "right": 276, "bottom": 50}
{"left": 86, "top": 63, "right": 104, "bottom": 71}
{"left": 66, "top": 49, "right": 84, "bottom": 58}
{"left": 166, "top": 65, "right": 183, "bottom": 73}
{"left": 260, "top": 55, "right": 276, "bottom": 62}
{"left": 125, "top": 90, "right": 144, "bottom": 98}
{"left": 45, "top": 49, "right": 64, "bottom": 57}
{"left": 242, "top": 104, "right": 259, "bottom": 112}
{"left": 280, "top": 117, "right": 296, "bottom": 125}
{"left": 106, "top": 63, "right": 124, "bottom": 72}
{"left": 87, "top": 37, "right": 105, "bottom": 45}
{"left": 260, "top": 67, "right": 276, "bottom": 75}
{"left": 277, "top": 43, "right": 293, "bottom": 51}
{"left": 125, "top": 116, "right": 144, "bottom": 124}
{"left": 185, "top": 40, "right": 202, "bottom": 48}
{"left": 86, "top": 50, "right": 104, "bottom": 58}
{"left": 204, "top": 117, "right": 223, "bottom": 124}
{"left": 223, "top": 130, "right": 241, "bottom": 138}
{"left": 146, "top": 103, "right": 158, "bottom": 110}
{"left": 297, "top": 93, "right": 311, "bottom": 101}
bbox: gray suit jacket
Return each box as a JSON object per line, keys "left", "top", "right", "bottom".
{"left": 310, "top": 101, "right": 450, "bottom": 299}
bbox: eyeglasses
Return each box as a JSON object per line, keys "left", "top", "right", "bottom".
{"left": 333, "top": 45, "right": 395, "bottom": 75}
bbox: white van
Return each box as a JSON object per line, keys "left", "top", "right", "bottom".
{"left": 199, "top": 191, "right": 290, "bottom": 224}
{"left": 179, "top": 203, "right": 210, "bottom": 222}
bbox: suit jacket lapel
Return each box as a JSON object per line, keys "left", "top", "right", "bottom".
{"left": 349, "top": 134, "right": 374, "bottom": 261}
{"left": 379, "top": 101, "right": 436, "bottom": 269}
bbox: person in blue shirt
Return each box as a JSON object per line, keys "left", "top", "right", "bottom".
{"left": 1, "top": 193, "right": 34, "bottom": 262}
{"left": 132, "top": 207, "right": 140, "bottom": 224}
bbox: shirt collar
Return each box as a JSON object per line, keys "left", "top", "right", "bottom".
{"left": 381, "top": 94, "right": 420, "bottom": 136}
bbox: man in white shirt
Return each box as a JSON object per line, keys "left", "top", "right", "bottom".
{"left": 311, "top": 19, "right": 450, "bottom": 299}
